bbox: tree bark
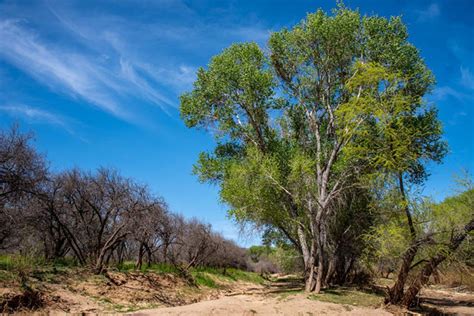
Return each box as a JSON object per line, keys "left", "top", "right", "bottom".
{"left": 386, "top": 236, "right": 431, "bottom": 304}
{"left": 145, "top": 244, "right": 152, "bottom": 267}
{"left": 400, "top": 218, "right": 474, "bottom": 307}
{"left": 314, "top": 223, "right": 326, "bottom": 293}
{"left": 94, "top": 224, "right": 126, "bottom": 274}
{"left": 136, "top": 243, "right": 144, "bottom": 270}
{"left": 297, "top": 224, "right": 317, "bottom": 292}
{"left": 398, "top": 173, "right": 416, "bottom": 239}
{"left": 386, "top": 173, "right": 420, "bottom": 304}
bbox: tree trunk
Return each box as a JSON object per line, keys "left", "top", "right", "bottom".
{"left": 315, "top": 256, "right": 324, "bottom": 293}
{"left": 314, "top": 228, "right": 326, "bottom": 293}
{"left": 94, "top": 225, "right": 126, "bottom": 274}
{"left": 145, "top": 244, "right": 152, "bottom": 267}
{"left": 136, "top": 243, "right": 144, "bottom": 270}
{"left": 398, "top": 173, "right": 416, "bottom": 239}
{"left": 305, "top": 264, "right": 316, "bottom": 292}
{"left": 298, "top": 225, "right": 316, "bottom": 292}
{"left": 386, "top": 173, "right": 421, "bottom": 304}
{"left": 401, "top": 219, "right": 474, "bottom": 307}
{"left": 386, "top": 237, "right": 430, "bottom": 304}
{"left": 325, "top": 256, "right": 336, "bottom": 286}
{"left": 163, "top": 242, "right": 169, "bottom": 263}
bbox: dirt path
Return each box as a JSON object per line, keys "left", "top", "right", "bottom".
{"left": 130, "top": 279, "right": 474, "bottom": 316}
{"left": 131, "top": 279, "right": 390, "bottom": 316}
{"left": 131, "top": 293, "right": 390, "bottom": 316}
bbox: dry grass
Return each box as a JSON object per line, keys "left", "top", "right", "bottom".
{"left": 437, "top": 267, "right": 474, "bottom": 291}
{"left": 0, "top": 255, "right": 266, "bottom": 314}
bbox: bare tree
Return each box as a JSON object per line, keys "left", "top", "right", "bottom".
{"left": 0, "top": 126, "right": 46, "bottom": 249}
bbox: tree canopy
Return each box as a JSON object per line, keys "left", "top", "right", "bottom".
{"left": 180, "top": 5, "right": 448, "bottom": 294}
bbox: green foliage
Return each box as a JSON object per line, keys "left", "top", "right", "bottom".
{"left": 192, "top": 272, "right": 217, "bottom": 288}
{"left": 426, "top": 184, "right": 474, "bottom": 265}
{"left": 308, "top": 287, "right": 384, "bottom": 307}
{"left": 248, "top": 245, "right": 274, "bottom": 263}
{"left": 365, "top": 175, "right": 473, "bottom": 273}
{"left": 270, "top": 247, "right": 302, "bottom": 274}
{"left": 116, "top": 262, "right": 180, "bottom": 274}
{"left": 180, "top": 42, "right": 276, "bottom": 147}
{"left": 180, "top": 4, "right": 447, "bottom": 285}
{"left": 224, "top": 268, "right": 265, "bottom": 284}
{"left": 247, "top": 244, "right": 302, "bottom": 274}
{"left": 191, "top": 267, "right": 265, "bottom": 286}
{"left": 336, "top": 61, "right": 446, "bottom": 183}
{"left": 0, "top": 255, "right": 74, "bottom": 273}
{"left": 430, "top": 189, "right": 473, "bottom": 234}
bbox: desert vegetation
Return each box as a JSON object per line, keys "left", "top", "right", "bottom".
{"left": 180, "top": 3, "right": 473, "bottom": 310}
{"left": 1, "top": 3, "right": 473, "bottom": 315}
{"left": 0, "top": 126, "right": 252, "bottom": 276}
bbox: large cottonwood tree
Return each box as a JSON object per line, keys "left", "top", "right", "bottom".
{"left": 180, "top": 6, "right": 445, "bottom": 293}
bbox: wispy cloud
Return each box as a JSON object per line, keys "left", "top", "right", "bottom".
{"left": 0, "top": 19, "right": 126, "bottom": 118}
{"left": 119, "top": 58, "right": 173, "bottom": 107}
{"left": 431, "top": 66, "right": 474, "bottom": 102}
{"left": 460, "top": 67, "right": 474, "bottom": 90}
{"left": 0, "top": 104, "right": 74, "bottom": 134}
{"left": 432, "top": 86, "right": 471, "bottom": 101}
{"left": 417, "top": 3, "right": 440, "bottom": 22}
{"left": 136, "top": 63, "right": 198, "bottom": 92}
{"left": 0, "top": 18, "right": 180, "bottom": 123}
{"left": 0, "top": 1, "right": 272, "bottom": 126}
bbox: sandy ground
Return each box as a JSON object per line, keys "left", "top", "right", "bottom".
{"left": 3, "top": 271, "right": 473, "bottom": 315}
{"left": 417, "top": 287, "right": 474, "bottom": 316}
{"left": 131, "top": 293, "right": 391, "bottom": 316}
{"left": 130, "top": 279, "right": 474, "bottom": 316}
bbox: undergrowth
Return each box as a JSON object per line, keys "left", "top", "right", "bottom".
{"left": 0, "top": 255, "right": 264, "bottom": 289}
{"left": 308, "top": 287, "right": 384, "bottom": 307}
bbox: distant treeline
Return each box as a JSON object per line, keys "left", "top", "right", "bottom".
{"left": 0, "top": 126, "right": 248, "bottom": 275}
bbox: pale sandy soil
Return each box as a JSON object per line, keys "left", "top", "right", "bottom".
{"left": 3, "top": 272, "right": 473, "bottom": 315}
{"left": 132, "top": 293, "right": 391, "bottom": 316}
{"left": 416, "top": 287, "right": 474, "bottom": 315}
{"left": 133, "top": 285, "right": 392, "bottom": 316}
{"left": 130, "top": 279, "right": 474, "bottom": 316}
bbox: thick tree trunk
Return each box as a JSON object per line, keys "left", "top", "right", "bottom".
{"left": 297, "top": 223, "right": 318, "bottom": 292}
{"left": 117, "top": 242, "right": 125, "bottom": 264}
{"left": 325, "top": 256, "right": 336, "bottom": 285}
{"left": 401, "top": 219, "right": 474, "bottom": 307}
{"left": 315, "top": 256, "right": 324, "bottom": 293}
{"left": 386, "top": 236, "right": 431, "bottom": 304}
{"left": 305, "top": 264, "right": 316, "bottom": 292}
{"left": 314, "top": 225, "right": 326, "bottom": 293}
{"left": 386, "top": 242, "right": 420, "bottom": 304}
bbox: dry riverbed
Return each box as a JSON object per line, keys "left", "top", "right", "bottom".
{"left": 134, "top": 292, "right": 389, "bottom": 316}
{"left": 2, "top": 266, "right": 473, "bottom": 315}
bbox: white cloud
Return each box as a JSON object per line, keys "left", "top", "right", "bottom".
{"left": 0, "top": 1, "right": 272, "bottom": 125}
{"left": 0, "top": 19, "right": 126, "bottom": 118}
{"left": 460, "top": 67, "right": 474, "bottom": 90}
{"left": 0, "top": 19, "right": 179, "bottom": 123}
{"left": 119, "top": 58, "right": 172, "bottom": 106}
{"left": 417, "top": 3, "right": 440, "bottom": 21}
{"left": 0, "top": 104, "right": 74, "bottom": 134}
{"left": 432, "top": 66, "right": 474, "bottom": 102}
{"left": 136, "top": 62, "right": 198, "bottom": 91}
{"left": 432, "top": 86, "right": 470, "bottom": 101}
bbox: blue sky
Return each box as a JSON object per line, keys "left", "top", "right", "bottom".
{"left": 0, "top": 0, "right": 473, "bottom": 246}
